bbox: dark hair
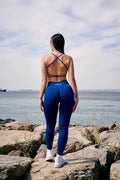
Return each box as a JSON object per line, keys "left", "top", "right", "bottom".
{"left": 51, "top": 33, "right": 65, "bottom": 53}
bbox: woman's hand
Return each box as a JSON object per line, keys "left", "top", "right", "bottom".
{"left": 39, "top": 99, "right": 44, "bottom": 111}
{"left": 72, "top": 97, "right": 79, "bottom": 112}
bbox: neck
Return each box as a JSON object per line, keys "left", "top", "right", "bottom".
{"left": 52, "top": 49, "right": 63, "bottom": 55}
{"left": 53, "top": 49, "right": 59, "bottom": 53}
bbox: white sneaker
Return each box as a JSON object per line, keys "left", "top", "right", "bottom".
{"left": 54, "top": 155, "right": 66, "bottom": 168}
{"left": 46, "top": 150, "right": 54, "bottom": 161}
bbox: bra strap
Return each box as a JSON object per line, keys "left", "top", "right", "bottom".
{"left": 51, "top": 53, "right": 68, "bottom": 70}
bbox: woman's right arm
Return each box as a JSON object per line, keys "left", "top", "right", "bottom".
{"left": 39, "top": 56, "right": 47, "bottom": 111}
{"left": 68, "top": 57, "right": 79, "bottom": 112}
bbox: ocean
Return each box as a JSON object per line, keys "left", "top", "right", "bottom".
{"left": 0, "top": 91, "right": 120, "bottom": 126}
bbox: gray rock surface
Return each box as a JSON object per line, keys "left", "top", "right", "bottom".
{"left": 8, "top": 150, "right": 26, "bottom": 157}
{"left": 35, "top": 144, "right": 47, "bottom": 160}
{"left": 1, "top": 121, "right": 120, "bottom": 180}
{"left": 110, "top": 160, "right": 120, "bottom": 180}
{"left": 34, "top": 124, "right": 46, "bottom": 132}
{"left": 78, "top": 145, "right": 114, "bottom": 167}
{"left": 25, "top": 150, "right": 101, "bottom": 180}
{"left": 0, "top": 130, "right": 44, "bottom": 157}
{"left": 0, "top": 119, "right": 15, "bottom": 125}
{"left": 77, "top": 145, "right": 114, "bottom": 179}
{"left": 0, "top": 154, "right": 32, "bottom": 180}
{"left": 4, "top": 121, "right": 39, "bottom": 131}
{"left": 100, "top": 131, "right": 120, "bottom": 148}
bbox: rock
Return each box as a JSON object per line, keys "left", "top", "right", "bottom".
{"left": 109, "top": 123, "right": 116, "bottom": 130}
{"left": 110, "top": 160, "right": 120, "bottom": 180}
{"left": 69, "top": 124, "right": 81, "bottom": 128}
{"left": 34, "top": 144, "right": 47, "bottom": 160}
{"left": 114, "top": 122, "right": 120, "bottom": 132}
{"left": 4, "top": 121, "right": 39, "bottom": 132}
{"left": 34, "top": 127, "right": 93, "bottom": 159}
{"left": 85, "top": 126, "right": 109, "bottom": 144}
{"left": 100, "top": 131, "right": 120, "bottom": 148}
{"left": 0, "top": 154, "right": 32, "bottom": 180}
{"left": 34, "top": 124, "right": 46, "bottom": 132}
{"left": 114, "top": 127, "right": 120, "bottom": 132}
{"left": 0, "top": 119, "right": 3, "bottom": 124}
{"left": 77, "top": 145, "right": 114, "bottom": 179}
{"left": 0, "top": 130, "right": 44, "bottom": 158}
{"left": 25, "top": 150, "right": 100, "bottom": 180}
{"left": 0, "top": 124, "right": 6, "bottom": 130}
{"left": 81, "top": 127, "right": 96, "bottom": 143}
{"left": 97, "top": 126, "right": 109, "bottom": 133}
{"left": 8, "top": 150, "right": 26, "bottom": 157}
{"left": 53, "top": 126, "right": 92, "bottom": 156}
{"left": 0, "top": 118, "right": 15, "bottom": 125}
{"left": 87, "top": 126, "right": 109, "bottom": 134}
{"left": 78, "top": 145, "right": 114, "bottom": 167}
{"left": 116, "top": 122, "right": 120, "bottom": 127}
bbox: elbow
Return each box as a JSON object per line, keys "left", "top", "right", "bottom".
{"left": 68, "top": 76, "right": 75, "bottom": 83}
{"left": 41, "top": 78, "right": 47, "bottom": 85}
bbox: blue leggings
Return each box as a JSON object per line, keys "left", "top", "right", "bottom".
{"left": 44, "top": 80, "right": 74, "bottom": 155}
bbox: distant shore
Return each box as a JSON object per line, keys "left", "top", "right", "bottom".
{"left": 5, "top": 89, "right": 120, "bottom": 92}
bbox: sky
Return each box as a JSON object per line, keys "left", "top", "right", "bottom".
{"left": 0, "top": 0, "right": 120, "bottom": 90}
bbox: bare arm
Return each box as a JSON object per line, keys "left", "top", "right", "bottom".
{"left": 39, "top": 56, "right": 47, "bottom": 111}
{"left": 68, "top": 57, "right": 79, "bottom": 112}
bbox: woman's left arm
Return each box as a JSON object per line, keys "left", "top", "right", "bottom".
{"left": 39, "top": 56, "right": 47, "bottom": 111}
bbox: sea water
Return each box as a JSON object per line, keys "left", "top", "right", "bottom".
{"left": 0, "top": 91, "right": 120, "bottom": 126}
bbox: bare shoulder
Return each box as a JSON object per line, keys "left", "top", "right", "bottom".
{"left": 64, "top": 54, "right": 73, "bottom": 67}
{"left": 64, "top": 54, "right": 73, "bottom": 60}
{"left": 41, "top": 54, "right": 51, "bottom": 63}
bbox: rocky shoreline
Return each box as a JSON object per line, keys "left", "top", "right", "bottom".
{"left": 0, "top": 119, "right": 120, "bottom": 180}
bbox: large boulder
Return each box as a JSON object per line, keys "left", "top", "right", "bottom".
{"left": 0, "top": 119, "right": 15, "bottom": 125}
{"left": 110, "top": 160, "right": 120, "bottom": 180}
{"left": 34, "top": 144, "right": 114, "bottom": 179}
{"left": 78, "top": 145, "right": 114, "bottom": 167}
{"left": 0, "top": 154, "right": 32, "bottom": 180}
{"left": 2, "top": 121, "right": 39, "bottom": 132}
{"left": 0, "top": 130, "right": 45, "bottom": 158}
{"left": 100, "top": 131, "right": 120, "bottom": 148}
{"left": 34, "top": 124, "right": 46, "bottom": 132}
{"left": 76, "top": 145, "right": 114, "bottom": 179}
{"left": 25, "top": 150, "right": 101, "bottom": 180}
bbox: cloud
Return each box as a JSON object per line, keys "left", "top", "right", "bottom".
{"left": 0, "top": 0, "right": 120, "bottom": 90}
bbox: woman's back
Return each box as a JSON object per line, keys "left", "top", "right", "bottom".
{"left": 44, "top": 53, "right": 71, "bottom": 82}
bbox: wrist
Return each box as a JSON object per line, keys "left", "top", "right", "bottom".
{"left": 75, "top": 96, "right": 79, "bottom": 101}
{"left": 39, "top": 97, "right": 42, "bottom": 100}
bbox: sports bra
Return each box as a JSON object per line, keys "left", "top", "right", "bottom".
{"left": 47, "top": 53, "right": 68, "bottom": 77}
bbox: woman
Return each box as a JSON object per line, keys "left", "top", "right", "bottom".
{"left": 39, "top": 33, "right": 79, "bottom": 168}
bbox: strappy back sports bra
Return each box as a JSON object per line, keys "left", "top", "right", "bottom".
{"left": 47, "top": 53, "right": 68, "bottom": 77}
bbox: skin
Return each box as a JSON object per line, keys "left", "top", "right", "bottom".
{"left": 39, "top": 41, "right": 79, "bottom": 112}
